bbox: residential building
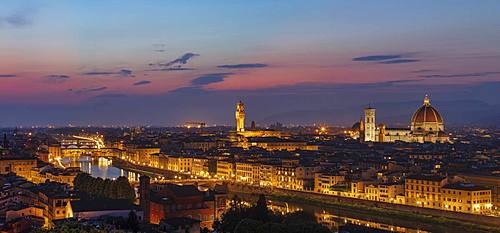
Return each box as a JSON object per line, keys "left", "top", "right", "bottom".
{"left": 441, "top": 183, "right": 492, "bottom": 214}
{"left": 405, "top": 175, "right": 447, "bottom": 209}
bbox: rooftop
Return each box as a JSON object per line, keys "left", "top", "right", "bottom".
{"left": 442, "top": 183, "right": 490, "bottom": 191}
{"left": 406, "top": 174, "right": 446, "bottom": 182}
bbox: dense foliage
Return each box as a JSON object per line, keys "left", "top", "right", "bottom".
{"left": 33, "top": 221, "right": 106, "bottom": 233}
{"left": 73, "top": 173, "right": 134, "bottom": 201}
{"left": 215, "top": 194, "right": 331, "bottom": 233}
{"left": 34, "top": 211, "right": 141, "bottom": 233}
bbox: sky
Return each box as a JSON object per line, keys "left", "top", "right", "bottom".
{"left": 1, "top": 0, "right": 500, "bottom": 127}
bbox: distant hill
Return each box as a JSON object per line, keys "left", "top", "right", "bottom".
{"left": 259, "top": 99, "right": 500, "bottom": 127}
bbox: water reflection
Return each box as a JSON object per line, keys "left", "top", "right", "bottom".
{"left": 265, "top": 200, "right": 429, "bottom": 233}
{"left": 61, "top": 156, "right": 142, "bottom": 183}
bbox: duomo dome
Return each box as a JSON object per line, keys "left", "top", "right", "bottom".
{"left": 411, "top": 95, "right": 444, "bottom": 133}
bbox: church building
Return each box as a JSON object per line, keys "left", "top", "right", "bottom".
{"left": 357, "top": 95, "right": 450, "bottom": 143}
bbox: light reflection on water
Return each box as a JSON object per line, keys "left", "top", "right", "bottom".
{"left": 61, "top": 156, "right": 141, "bottom": 183}
{"left": 266, "top": 201, "right": 429, "bottom": 233}
{"left": 238, "top": 198, "right": 430, "bottom": 233}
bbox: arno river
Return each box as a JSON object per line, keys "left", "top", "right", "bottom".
{"left": 61, "top": 156, "right": 481, "bottom": 233}
{"left": 61, "top": 156, "right": 145, "bottom": 182}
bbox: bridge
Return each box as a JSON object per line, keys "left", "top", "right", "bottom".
{"left": 70, "top": 135, "right": 105, "bottom": 149}
{"left": 59, "top": 147, "right": 123, "bottom": 158}
{"left": 54, "top": 135, "right": 122, "bottom": 158}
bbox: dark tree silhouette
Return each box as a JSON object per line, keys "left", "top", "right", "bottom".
{"left": 127, "top": 210, "right": 140, "bottom": 233}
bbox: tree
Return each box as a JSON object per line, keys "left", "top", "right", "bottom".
{"left": 250, "top": 194, "right": 269, "bottom": 222}
{"left": 73, "top": 173, "right": 92, "bottom": 193}
{"left": 218, "top": 197, "right": 332, "bottom": 233}
{"left": 127, "top": 210, "right": 139, "bottom": 233}
{"left": 115, "top": 176, "right": 134, "bottom": 200}
{"left": 282, "top": 211, "right": 331, "bottom": 233}
{"left": 103, "top": 179, "right": 114, "bottom": 199}
{"left": 73, "top": 174, "right": 134, "bottom": 201}
{"left": 33, "top": 221, "right": 106, "bottom": 233}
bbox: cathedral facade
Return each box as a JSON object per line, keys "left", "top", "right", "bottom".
{"left": 358, "top": 95, "right": 450, "bottom": 143}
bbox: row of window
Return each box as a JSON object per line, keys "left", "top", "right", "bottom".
{"left": 407, "top": 179, "right": 439, "bottom": 185}
{"left": 406, "top": 185, "right": 440, "bottom": 193}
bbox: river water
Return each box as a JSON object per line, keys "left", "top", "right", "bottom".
{"left": 61, "top": 156, "right": 143, "bottom": 182}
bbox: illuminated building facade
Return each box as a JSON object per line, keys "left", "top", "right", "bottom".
{"left": 167, "top": 156, "right": 193, "bottom": 173}
{"left": 0, "top": 157, "right": 37, "bottom": 178}
{"left": 272, "top": 160, "right": 320, "bottom": 191}
{"left": 258, "top": 164, "right": 274, "bottom": 187}
{"left": 215, "top": 160, "right": 234, "bottom": 180}
{"left": 441, "top": 183, "right": 492, "bottom": 214}
{"left": 238, "top": 137, "right": 318, "bottom": 151}
{"left": 128, "top": 147, "right": 161, "bottom": 165}
{"left": 364, "top": 183, "right": 404, "bottom": 203}
{"left": 183, "top": 121, "right": 206, "bottom": 129}
{"left": 314, "top": 173, "right": 346, "bottom": 193}
{"left": 192, "top": 158, "right": 209, "bottom": 177}
{"left": 235, "top": 162, "right": 260, "bottom": 185}
{"left": 405, "top": 175, "right": 447, "bottom": 209}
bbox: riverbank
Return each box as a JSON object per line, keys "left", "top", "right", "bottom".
{"left": 226, "top": 183, "right": 500, "bottom": 233}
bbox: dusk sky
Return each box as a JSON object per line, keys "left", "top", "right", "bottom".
{"left": 1, "top": 0, "right": 500, "bottom": 127}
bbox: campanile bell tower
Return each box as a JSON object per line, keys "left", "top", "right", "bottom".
{"left": 236, "top": 101, "right": 245, "bottom": 132}
{"left": 364, "top": 106, "right": 376, "bottom": 142}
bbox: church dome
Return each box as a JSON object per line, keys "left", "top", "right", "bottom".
{"left": 411, "top": 95, "right": 444, "bottom": 132}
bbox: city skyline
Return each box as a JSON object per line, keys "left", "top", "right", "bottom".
{"left": 1, "top": 0, "right": 500, "bottom": 126}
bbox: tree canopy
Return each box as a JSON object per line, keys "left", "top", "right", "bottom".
{"left": 33, "top": 221, "right": 106, "bottom": 233}
{"left": 73, "top": 173, "right": 134, "bottom": 201}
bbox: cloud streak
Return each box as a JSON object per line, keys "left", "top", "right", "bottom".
{"left": 353, "top": 54, "right": 403, "bottom": 61}
{"left": 379, "top": 59, "right": 420, "bottom": 64}
{"left": 133, "top": 80, "right": 151, "bottom": 86}
{"left": 353, "top": 53, "right": 420, "bottom": 65}
{"left": 44, "top": 75, "right": 70, "bottom": 84}
{"left": 82, "top": 69, "right": 134, "bottom": 77}
{"left": 0, "top": 7, "right": 37, "bottom": 28}
{"left": 376, "top": 79, "right": 424, "bottom": 85}
{"left": 158, "top": 53, "right": 199, "bottom": 67}
{"left": 217, "top": 63, "right": 268, "bottom": 69}
{"left": 420, "top": 72, "right": 500, "bottom": 79}
{"left": 412, "top": 69, "right": 436, "bottom": 73}
{"left": 147, "top": 67, "right": 195, "bottom": 72}
{"left": 0, "top": 74, "right": 16, "bottom": 78}
{"left": 69, "top": 86, "right": 108, "bottom": 94}
{"left": 191, "top": 73, "right": 233, "bottom": 86}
